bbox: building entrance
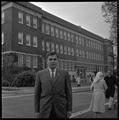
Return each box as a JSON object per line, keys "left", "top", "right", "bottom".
{"left": 75, "top": 65, "right": 86, "bottom": 79}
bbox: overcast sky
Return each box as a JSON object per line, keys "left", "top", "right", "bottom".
{"left": 30, "top": 2, "right": 111, "bottom": 39}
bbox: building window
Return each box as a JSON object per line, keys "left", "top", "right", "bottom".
{"left": 81, "top": 37, "right": 84, "bottom": 46}
{"left": 76, "top": 36, "right": 78, "bottom": 44}
{"left": 25, "top": 55, "right": 31, "bottom": 68}
{"left": 33, "top": 36, "right": 37, "bottom": 47}
{"left": 51, "top": 43, "right": 55, "bottom": 52}
{"left": 18, "top": 12, "right": 23, "bottom": 24}
{"left": 18, "top": 32, "right": 23, "bottom": 44}
{"left": 33, "top": 56, "right": 38, "bottom": 68}
{"left": 2, "top": 32, "right": 4, "bottom": 45}
{"left": 46, "top": 24, "right": 50, "bottom": 35}
{"left": 68, "top": 33, "right": 70, "bottom": 41}
{"left": 68, "top": 47, "right": 70, "bottom": 55}
{"left": 2, "top": 12, "right": 5, "bottom": 24}
{"left": 71, "top": 34, "right": 74, "bottom": 42}
{"left": 26, "top": 34, "right": 31, "bottom": 46}
{"left": 55, "top": 28, "right": 59, "bottom": 38}
{"left": 60, "top": 45, "right": 63, "bottom": 54}
{"left": 46, "top": 42, "right": 50, "bottom": 51}
{"left": 72, "top": 48, "right": 74, "bottom": 56}
{"left": 33, "top": 17, "right": 37, "bottom": 29}
{"left": 42, "top": 41, "right": 45, "bottom": 50}
{"left": 64, "top": 31, "right": 67, "bottom": 40}
{"left": 42, "top": 23, "right": 45, "bottom": 33}
{"left": 76, "top": 49, "right": 79, "bottom": 56}
{"left": 64, "top": 46, "right": 67, "bottom": 55}
{"left": 18, "top": 54, "right": 23, "bottom": 66}
{"left": 51, "top": 26, "right": 54, "bottom": 36}
{"left": 60, "top": 30, "right": 63, "bottom": 39}
{"left": 56, "top": 44, "right": 59, "bottom": 53}
{"left": 26, "top": 14, "right": 31, "bottom": 26}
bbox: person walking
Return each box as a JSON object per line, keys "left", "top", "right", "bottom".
{"left": 104, "top": 71, "right": 117, "bottom": 110}
{"left": 72, "top": 75, "right": 76, "bottom": 82}
{"left": 89, "top": 72, "right": 108, "bottom": 118}
{"left": 34, "top": 51, "right": 72, "bottom": 118}
{"left": 76, "top": 75, "right": 81, "bottom": 87}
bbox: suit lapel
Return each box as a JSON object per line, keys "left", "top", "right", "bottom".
{"left": 46, "top": 68, "right": 53, "bottom": 86}
{"left": 52, "top": 69, "right": 60, "bottom": 86}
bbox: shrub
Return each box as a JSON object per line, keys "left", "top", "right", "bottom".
{"left": 12, "top": 70, "right": 36, "bottom": 87}
{"left": 2, "top": 80, "right": 9, "bottom": 87}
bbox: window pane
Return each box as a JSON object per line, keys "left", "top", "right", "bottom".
{"left": 18, "top": 32, "right": 23, "bottom": 44}
{"left": 18, "top": 12, "right": 23, "bottom": 24}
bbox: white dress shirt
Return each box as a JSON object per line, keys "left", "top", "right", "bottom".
{"left": 48, "top": 67, "right": 56, "bottom": 79}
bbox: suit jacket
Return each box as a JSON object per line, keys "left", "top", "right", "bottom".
{"left": 34, "top": 68, "right": 72, "bottom": 118}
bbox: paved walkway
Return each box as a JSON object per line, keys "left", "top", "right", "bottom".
{"left": 2, "top": 86, "right": 117, "bottom": 118}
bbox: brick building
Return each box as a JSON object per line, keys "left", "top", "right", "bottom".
{"left": 2, "top": 2, "right": 114, "bottom": 79}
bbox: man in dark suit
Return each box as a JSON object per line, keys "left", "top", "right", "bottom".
{"left": 104, "top": 70, "right": 117, "bottom": 110}
{"left": 34, "top": 51, "right": 72, "bottom": 118}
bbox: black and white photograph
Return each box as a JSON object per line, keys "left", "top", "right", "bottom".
{"left": 2, "top": 1, "right": 118, "bottom": 118}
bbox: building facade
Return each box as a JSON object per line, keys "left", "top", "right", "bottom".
{"left": 2, "top": 2, "right": 114, "bottom": 78}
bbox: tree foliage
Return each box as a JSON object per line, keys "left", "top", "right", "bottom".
{"left": 102, "top": 2, "right": 117, "bottom": 44}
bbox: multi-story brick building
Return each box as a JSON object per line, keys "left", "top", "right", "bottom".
{"left": 2, "top": 2, "right": 114, "bottom": 79}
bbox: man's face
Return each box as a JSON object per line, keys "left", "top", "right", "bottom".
{"left": 107, "top": 71, "right": 112, "bottom": 76}
{"left": 47, "top": 55, "right": 58, "bottom": 69}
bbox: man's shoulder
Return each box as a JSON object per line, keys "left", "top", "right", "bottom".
{"left": 37, "top": 69, "right": 48, "bottom": 74}
{"left": 58, "top": 69, "right": 68, "bottom": 73}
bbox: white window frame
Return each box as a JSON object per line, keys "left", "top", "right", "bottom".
{"left": 71, "top": 34, "right": 74, "bottom": 42}
{"left": 46, "top": 42, "right": 50, "bottom": 51}
{"left": 46, "top": 24, "right": 50, "bottom": 35}
{"left": 18, "top": 32, "right": 23, "bottom": 44}
{"left": 64, "top": 31, "right": 67, "bottom": 40}
{"left": 33, "top": 17, "right": 37, "bottom": 29}
{"left": 55, "top": 28, "right": 59, "bottom": 38}
{"left": 25, "top": 55, "right": 31, "bottom": 68}
{"left": 42, "top": 23, "right": 45, "bottom": 33}
{"left": 60, "top": 30, "right": 63, "bottom": 39}
{"left": 2, "top": 12, "right": 5, "bottom": 24}
{"left": 76, "top": 36, "right": 78, "bottom": 44}
{"left": 26, "top": 34, "right": 31, "bottom": 46}
{"left": 51, "top": 26, "right": 54, "bottom": 36}
{"left": 33, "top": 56, "right": 38, "bottom": 68}
{"left": 18, "top": 54, "right": 23, "bottom": 66}
{"left": 60, "top": 45, "right": 63, "bottom": 54}
{"left": 56, "top": 44, "right": 59, "bottom": 53}
{"left": 33, "top": 36, "right": 38, "bottom": 47}
{"left": 68, "top": 33, "right": 70, "bottom": 41}
{"left": 2, "top": 32, "right": 4, "bottom": 45}
{"left": 64, "top": 46, "right": 67, "bottom": 55}
{"left": 26, "top": 14, "right": 31, "bottom": 26}
{"left": 18, "top": 12, "right": 23, "bottom": 24}
{"left": 51, "top": 42, "right": 55, "bottom": 52}
{"left": 42, "top": 41, "right": 45, "bottom": 50}
{"left": 68, "top": 47, "right": 70, "bottom": 55}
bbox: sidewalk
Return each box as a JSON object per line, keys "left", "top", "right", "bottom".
{"left": 2, "top": 86, "right": 117, "bottom": 118}
{"left": 2, "top": 85, "right": 90, "bottom": 94}
{"left": 75, "top": 107, "right": 118, "bottom": 118}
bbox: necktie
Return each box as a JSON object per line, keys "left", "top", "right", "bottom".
{"left": 51, "top": 71, "right": 55, "bottom": 80}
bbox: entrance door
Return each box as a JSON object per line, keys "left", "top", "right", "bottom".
{"left": 76, "top": 66, "right": 86, "bottom": 79}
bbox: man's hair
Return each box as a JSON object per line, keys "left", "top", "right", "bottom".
{"left": 46, "top": 51, "right": 58, "bottom": 59}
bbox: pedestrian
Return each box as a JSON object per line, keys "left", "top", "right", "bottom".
{"left": 76, "top": 75, "right": 81, "bottom": 87}
{"left": 89, "top": 72, "right": 108, "bottom": 118}
{"left": 34, "top": 51, "right": 72, "bottom": 118}
{"left": 104, "top": 70, "right": 117, "bottom": 110}
{"left": 89, "top": 73, "right": 95, "bottom": 83}
{"left": 72, "top": 75, "right": 76, "bottom": 82}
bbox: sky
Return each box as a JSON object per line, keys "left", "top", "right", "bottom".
{"left": 30, "top": 2, "right": 111, "bottom": 39}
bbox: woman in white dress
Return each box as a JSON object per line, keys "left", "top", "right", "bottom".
{"left": 89, "top": 72, "right": 108, "bottom": 118}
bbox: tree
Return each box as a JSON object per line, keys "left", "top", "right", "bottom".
{"left": 101, "top": 1, "right": 118, "bottom": 72}
{"left": 102, "top": 2, "right": 117, "bottom": 44}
